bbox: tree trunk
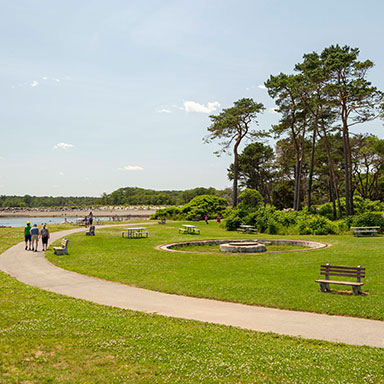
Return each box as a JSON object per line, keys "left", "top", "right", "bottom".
{"left": 321, "top": 123, "right": 342, "bottom": 218}
{"left": 232, "top": 141, "right": 241, "bottom": 208}
{"left": 307, "top": 126, "right": 317, "bottom": 210}
{"left": 341, "top": 105, "right": 353, "bottom": 216}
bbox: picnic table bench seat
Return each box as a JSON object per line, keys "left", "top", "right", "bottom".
{"left": 122, "top": 231, "right": 148, "bottom": 238}
{"left": 179, "top": 227, "right": 200, "bottom": 235}
{"left": 350, "top": 226, "right": 380, "bottom": 237}
{"left": 158, "top": 218, "right": 166, "bottom": 224}
{"left": 237, "top": 226, "right": 257, "bottom": 234}
{"left": 315, "top": 264, "right": 365, "bottom": 295}
{"left": 53, "top": 239, "right": 69, "bottom": 255}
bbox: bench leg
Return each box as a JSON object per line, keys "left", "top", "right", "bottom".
{"left": 319, "top": 282, "right": 330, "bottom": 293}
{"left": 352, "top": 286, "right": 362, "bottom": 295}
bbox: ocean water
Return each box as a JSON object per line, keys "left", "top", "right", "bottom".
{"left": 0, "top": 216, "right": 113, "bottom": 228}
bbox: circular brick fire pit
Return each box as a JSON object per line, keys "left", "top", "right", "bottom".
{"left": 220, "top": 241, "right": 266, "bottom": 253}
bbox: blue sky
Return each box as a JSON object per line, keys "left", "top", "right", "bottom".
{"left": 0, "top": 0, "right": 383, "bottom": 196}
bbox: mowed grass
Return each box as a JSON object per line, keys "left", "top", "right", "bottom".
{"left": 47, "top": 221, "right": 384, "bottom": 320}
{"left": 1, "top": 227, "right": 384, "bottom": 383}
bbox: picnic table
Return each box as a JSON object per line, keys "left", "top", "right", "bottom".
{"left": 179, "top": 224, "right": 200, "bottom": 235}
{"left": 350, "top": 226, "right": 380, "bottom": 237}
{"left": 122, "top": 227, "right": 148, "bottom": 238}
{"left": 237, "top": 225, "right": 257, "bottom": 234}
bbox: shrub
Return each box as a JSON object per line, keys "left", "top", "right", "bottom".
{"left": 225, "top": 211, "right": 245, "bottom": 231}
{"left": 238, "top": 189, "right": 263, "bottom": 209}
{"left": 351, "top": 212, "right": 384, "bottom": 232}
{"left": 150, "top": 206, "right": 182, "bottom": 219}
{"left": 181, "top": 195, "right": 228, "bottom": 220}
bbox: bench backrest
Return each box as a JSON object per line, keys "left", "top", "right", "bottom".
{"left": 61, "top": 239, "right": 69, "bottom": 249}
{"left": 320, "top": 264, "right": 365, "bottom": 282}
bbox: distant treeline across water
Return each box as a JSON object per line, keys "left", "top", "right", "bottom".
{"left": 0, "top": 187, "right": 231, "bottom": 208}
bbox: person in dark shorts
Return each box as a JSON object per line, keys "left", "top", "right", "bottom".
{"left": 89, "top": 211, "right": 93, "bottom": 225}
{"left": 24, "top": 221, "right": 32, "bottom": 250}
{"left": 40, "top": 224, "right": 50, "bottom": 251}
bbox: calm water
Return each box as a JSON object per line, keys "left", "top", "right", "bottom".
{"left": 0, "top": 216, "right": 113, "bottom": 228}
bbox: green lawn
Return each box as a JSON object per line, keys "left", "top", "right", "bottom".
{"left": 47, "top": 221, "right": 384, "bottom": 320}
{"left": 1, "top": 225, "right": 384, "bottom": 383}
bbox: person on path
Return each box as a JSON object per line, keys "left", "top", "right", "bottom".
{"left": 216, "top": 215, "right": 221, "bottom": 223}
{"left": 24, "top": 221, "right": 32, "bottom": 250}
{"left": 40, "top": 224, "right": 50, "bottom": 251}
{"left": 205, "top": 214, "right": 209, "bottom": 224}
{"left": 89, "top": 211, "right": 93, "bottom": 226}
{"left": 30, "top": 224, "right": 39, "bottom": 252}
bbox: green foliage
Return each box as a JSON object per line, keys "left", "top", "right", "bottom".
{"left": 224, "top": 209, "right": 247, "bottom": 230}
{"left": 151, "top": 195, "right": 229, "bottom": 221}
{"left": 181, "top": 195, "right": 228, "bottom": 220}
{"left": 238, "top": 188, "right": 264, "bottom": 209}
{"left": 318, "top": 197, "right": 384, "bottom": 220}
{"left": 296, "top": 215, "right": 338, "bottom": 235}
{"left": 351, "top": 212, "right": 384, "bottom": 232}
{"left": 150, "top": 206, "right": 182, "bottom": 219}
{"left": 271, "top": 180, "right": 294, "bottom": 210}
{"left": 226, "top": 205, "right": 339, "bottom": 235}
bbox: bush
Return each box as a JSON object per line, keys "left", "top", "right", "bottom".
{"left": 150, "top": 206, "right": 182, "bottom": 220}
{"left": 224, "top": 204, "right": 340, "bottom": 235}
{"left": 181, "top": 195, "right": 228, "bottom": 220}
{"left": 351, "top": 212, "right": 384, "bottom": 232}
{"left": 238, "top": 189, "right": 263, "bottom": 209}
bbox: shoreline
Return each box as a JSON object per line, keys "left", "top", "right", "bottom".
{"left": 0, "top": 206, "right": 158, "bottom": 218}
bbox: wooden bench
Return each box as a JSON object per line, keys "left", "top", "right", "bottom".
{"left": 53, "top": 239, "right": 69, "bottom": 255}
{"left": 350, "top": 226, "right": 379, "bottom": 237}
{"left": 315, "top": 264, "right": 365, "bottom": 295}
{"left": 179, "top": 228, "right": 187, "bottom": 234}
{"left": 85, "top": 225, "right": 95, "bottom": 236}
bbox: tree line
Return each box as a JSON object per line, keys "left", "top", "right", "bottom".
{"left": 0, "top": 187, "right": 231, "bottom": 208}
{"left": 206, "top": 45, "right": 384, "bottom": 216}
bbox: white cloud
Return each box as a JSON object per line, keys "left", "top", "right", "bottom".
{"left": 118, "top": 165, "right": 144, "bottom": 171}
{"left": 258, "top": 84, "right": 267, "bottom": 90}
{"left": 42, "top": 76, "right": 49, "bottom": 80}
{"left": 30, "top": 81, "right": 39, "bottom": 87}
{"left": 183, "top": 101, "right": 221, "bottom": 114}
{"left": 53, "top": 142, "right": 74, "bottom": 150}
{"left": 268, "top": 107, "right": 278, "bottom": 114}
{"left": 59, "top": 172, "right": 64, "bottom": 176}
{"left": 157, "top": 108, "right": 171, "bottom": 113}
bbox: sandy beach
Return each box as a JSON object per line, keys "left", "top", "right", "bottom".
{"left": 0, "top": 206, "right": 158, "bottom": 218}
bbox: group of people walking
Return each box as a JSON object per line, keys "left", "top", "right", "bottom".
{"left": 24, "top": 222, "right": 50, "bottom": 252}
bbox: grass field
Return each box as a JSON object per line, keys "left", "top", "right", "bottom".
{"left": 1, "top": 224, "right": 384, "bottom": 383}
{"left": 47, "top": 221, "right": 384, "bottom": 320}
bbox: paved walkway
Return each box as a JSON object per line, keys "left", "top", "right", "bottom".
{"left": 1, "top": 225, "right": 383, "bottom": 348}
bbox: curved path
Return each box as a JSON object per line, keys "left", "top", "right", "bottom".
{"left": 1, "top": 225, "right": 383, "bottom": 348}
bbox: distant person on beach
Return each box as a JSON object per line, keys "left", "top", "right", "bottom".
{"left": 205, "top": 214, "right": 209, "bottom": 224}
{"left": 30, "top": 224, "right": 39, "bottom": 252}
{"left": 89, "top": 211, "right": 93, "bottom": 225}
{"left": 24, "top": 221, "right": 32, "bottom": 250}
{"left": 40, "top": 224, "right": 50, "bottom": 251}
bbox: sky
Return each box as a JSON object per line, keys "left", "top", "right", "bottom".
{"left": 0, "top": 0, "right": 383, "bottom": 197}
